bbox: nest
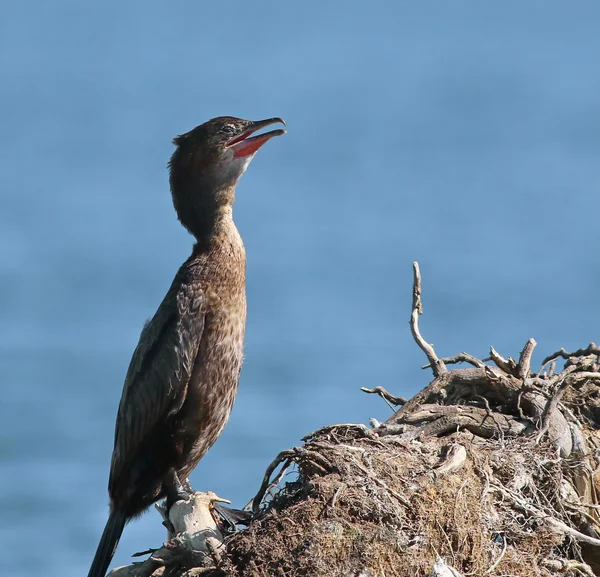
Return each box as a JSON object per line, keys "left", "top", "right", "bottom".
{"left": 111, "top": 264, "right": 600, "bottom": 577}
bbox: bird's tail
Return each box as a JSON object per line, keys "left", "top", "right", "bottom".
{"left": 87, "top": 509, "right": 127, "bottom": 577}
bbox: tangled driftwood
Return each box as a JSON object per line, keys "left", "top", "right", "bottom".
{"left": 108, "top": 262, "right": 600, "bottom": 577}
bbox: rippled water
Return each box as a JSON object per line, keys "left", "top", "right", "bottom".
{"left": 1, "top": 3, "right": 599, "bottom": 576}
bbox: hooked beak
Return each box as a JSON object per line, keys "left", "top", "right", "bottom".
{"left": 226, "top": 117, "right": 286, "bottom": 158}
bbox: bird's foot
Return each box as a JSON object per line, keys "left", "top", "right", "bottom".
{"left": 166, "top": 486, "right": 192, "bottom": 512}
{"left": 212, "top": 502, "right": 254, "bottom": 532}
{"left": 165, "top": 470, "right": 193, "bottom": 513}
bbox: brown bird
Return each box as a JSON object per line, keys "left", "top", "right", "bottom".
{"left": 87, "top": 116, "right": 286, "bottom": 577}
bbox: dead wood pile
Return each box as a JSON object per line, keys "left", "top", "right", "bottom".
{"left": 110, "top": 263, "right": 600, "bottom": 577}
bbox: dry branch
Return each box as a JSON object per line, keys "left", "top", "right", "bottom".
{"left": 542, "top": 343, "right": 600, "bottom": 366}
{"left": 107, "top": 492, "right": 230, "bottom": 577}
{"left": 410, "top": 261, "right": 447, "bottom": 377}
{"left": 360, "top": 385, "right": 408, "bottom": 407}
{"left": 517, "top": 337, "right": 537, "bottom": 379}
{"left": 423, "top": 353, "right": 485, "bottom": 369}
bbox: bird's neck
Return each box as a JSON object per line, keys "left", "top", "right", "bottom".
{"left": 171, "top": 182, "right": 237, "bottom": 248}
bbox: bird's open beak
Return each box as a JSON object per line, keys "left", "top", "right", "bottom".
{"left": 226, "top": 118, "right": 286, "bottom": 158}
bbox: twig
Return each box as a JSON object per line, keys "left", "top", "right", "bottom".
{"left": 485, "top": 347, "right": 517, "bottom": 375}
{"left": 516, "top": 390, "right": 530, "bottom": 422}
{"left": 353, "top": 460, "right": 411, "bottom": 507}
{"left": 251, "top": 449, "right": 295, "bottom": 513}
{"left": 563, "top": 501, "right": 600, "bottom": 532}
{"left": 269, "top": 460, "right": 292, "bottom": 489}
{"left": 435, "top": 518, "right": 456, "bottom": 567}
{"left": 303, "top": 446, "right": 336, "bottom": 473}
{"left": 319, "top": 482, "right": 346, "bottom": 519}
{"left": 410, "top": 261, "right": 447, "bottom": 377}
{"left": 542, "top": 559, "right": 596, "bottom": 577}
{"left": 360, "top": 386, "right": 407, "bottom": 407}
{"left": 571, "top": 372, "right": 600, "bottom": 381}
{"left": 388, "top": 366, "right": 492, "bottom": 423}
{"left": 301, "top": 423, "right": 372, "bottom": 442}
{"left": 475, "top": 395, "right": 504, "bottom": 440}
{"left": 245, "top": 459, "right": 294, "bottom": 511}
{"left": 422, "top": 353, "right": 485, "bottom": 369}
{"left": 567, "top": 501, "right": 600, "bottom": 511}
{"left": 536, "top": 358, "right": 556, "bottom": 378}
{"left": 541, "top": 342, "right": 600, "bottom": 366}
{"left": 329, "top": 483, "right": 344, "bottom": 510}
{"left": 483, "top": 533, "right": 507, "bottom": 575}
{"left": 491, "top": 483, "right": 600, "bottom": 547}
{"left": 535, "top": 368, "right": 579, "bottom": 444}
{"left": 517, "top": 338, "right": 537, "bottom": 380}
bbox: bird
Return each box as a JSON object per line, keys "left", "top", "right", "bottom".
{"left": 87, "top": 116, "right": 286, "bottom": 577}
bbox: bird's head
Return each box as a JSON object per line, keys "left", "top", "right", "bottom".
{"left": 168, "top": 116, "right": 285, "bottom": 237}
{"left": 169, "top": 116, "right": 286, "bottom": 198}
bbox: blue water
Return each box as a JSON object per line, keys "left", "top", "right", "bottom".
{"left": 1, "top": 3, "right": 599, "bottom": 575}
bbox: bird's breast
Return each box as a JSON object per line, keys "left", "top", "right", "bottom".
{"left": 174, "top": 305, "right": 245, "bottom": 474}
{"left": 175, "top": 273, "right": 246, "bottom": 472}
{"left": 172, "top": 218, "right": 248, "bottom": 473}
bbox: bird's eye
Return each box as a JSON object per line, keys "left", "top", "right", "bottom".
{"left": 221, "top": 124, "right": 235, "bottom": 134}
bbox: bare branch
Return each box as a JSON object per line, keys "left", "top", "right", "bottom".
{"left": 251, "top": 449, "right": 295, "bottom": 514}
{"left": 517, "top": 338, "right": 537, "bottom": 380}
{"left": 541, "top": 342, "right": 600, "bottom": 366}
{"left": 422, "top": 353, "right": 485, "bottom": 369}
{"left": 245, "top": 460, "right": 293, "bottom": 511}
{"left": 360, "top": 386, "right": 407, "bottom": 407}
{"left": 535, "top": 379, "right": 570, "bottom": 445}
{"left": 571, "top": 371, "right": 600, "bottom": 381}
{"left": 485, "top": 346, "right": 517, "bottom": 375}
{"left": 108, "top": 492, "right": 229, "bottom": 577}
{"left": 410, "top": 261, "right": 447, "bottom": 377}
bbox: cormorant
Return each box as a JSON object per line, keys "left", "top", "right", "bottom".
{"left": 87, "top": 116, "right": 286, "bottom": 577}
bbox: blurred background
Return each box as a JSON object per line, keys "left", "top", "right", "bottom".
{"left": 1, "top": 2, "right": 599, "bottom": 575}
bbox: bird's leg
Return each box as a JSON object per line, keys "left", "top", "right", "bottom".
{"left": 164, "top": 469, "right": 192, "bottom": 512}
{"left": 180, "top": 477, "right": 194, "bottom": 494}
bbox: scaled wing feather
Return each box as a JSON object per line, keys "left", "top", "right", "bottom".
{"left": 110, "top": 278, "right": 205, "bottom": 484}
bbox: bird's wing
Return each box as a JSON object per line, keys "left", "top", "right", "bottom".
{"left": 109, "top": 274, "right": 205, "bottom": 485}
